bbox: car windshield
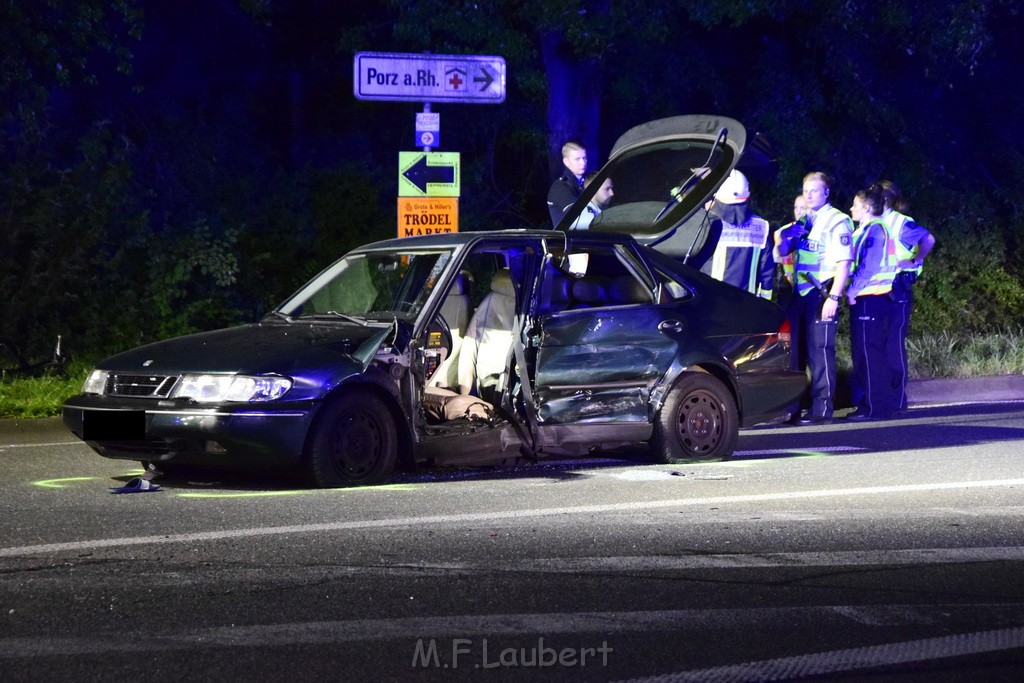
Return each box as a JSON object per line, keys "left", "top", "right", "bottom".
{"left": 277, "top": 248, "right": 455, "bottom": 321}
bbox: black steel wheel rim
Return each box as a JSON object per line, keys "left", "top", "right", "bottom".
{"left": 329, "top": 408, "right": 384, "bottom": 479}
{"left": 677, "top": 389, "right": 723, "bottom": 453}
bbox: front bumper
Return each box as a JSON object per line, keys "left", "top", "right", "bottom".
{"left": 62, "top": 395, "right": 319, "bottom": 469}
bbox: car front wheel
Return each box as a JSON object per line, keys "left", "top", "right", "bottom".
{"left": 650, "top": 373, "right": 737, "bottom": 464}
{"left": 308, "top": 392, "right": 398, "bottom": 487}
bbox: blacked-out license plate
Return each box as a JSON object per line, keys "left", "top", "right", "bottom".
{"left": 82, "top": 410, "right": 146, "bottom": 441}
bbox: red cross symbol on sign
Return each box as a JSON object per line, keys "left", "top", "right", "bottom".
{"left": 446, "top": 69, "right": 465, "bottom": 90}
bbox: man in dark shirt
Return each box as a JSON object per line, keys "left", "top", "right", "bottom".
{"left": 547, "top": 141, "right": 587, "bottom": 227}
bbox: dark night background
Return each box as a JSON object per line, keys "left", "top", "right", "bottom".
{"left": 2, "top": 0, "right": 1023, "bottom": 368}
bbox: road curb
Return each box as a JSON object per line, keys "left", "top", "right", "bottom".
{"left": 0, "top": 415, "right": 65, "bottom": 441}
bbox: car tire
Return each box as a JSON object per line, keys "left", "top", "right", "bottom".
{"left": 650, "top": 373, "right": 737, "bottom": 464}
{"left": 308, "top": 392, "right": 398, "bottom": 487}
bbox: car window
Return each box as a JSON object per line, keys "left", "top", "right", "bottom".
{"left": 643, "top": 249, "right": 697, "bottom": 302}
{"left": 538, "top": 244, "right": 654, "bottom": 313}
{"left": 279, "top": 249, "right": 455, "bottom": 320}
{"left": 653, "top": 266, "right": 694, "bottom": 301}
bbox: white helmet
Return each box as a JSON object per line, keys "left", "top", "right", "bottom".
{"left": 714, "top": 169, "right": 750, "bottom": 204}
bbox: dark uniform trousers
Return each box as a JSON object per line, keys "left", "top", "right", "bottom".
{"left": 787, "top": 287, "right": 838, "bottom": 419}
{"left": 886, "top": 271, "right": 916, "bottom": 411}
{"left": 850, "top": 294, "right": 899, "bottom": 419}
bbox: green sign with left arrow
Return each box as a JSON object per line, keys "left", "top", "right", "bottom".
{"left": 398, "top": 152, "right": 460, "bottom": 197}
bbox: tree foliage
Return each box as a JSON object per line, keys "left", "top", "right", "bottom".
{"left": 1, "top": 0, "right": 1023, "bottom": 370}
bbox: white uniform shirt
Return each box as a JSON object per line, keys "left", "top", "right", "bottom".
{"left": 806, "top": 203, "right": 854, "bottom": 266}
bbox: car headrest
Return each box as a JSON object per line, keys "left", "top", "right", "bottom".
{"left": 549, "top": 274, "right": 572, "bottom": 303}
{"left": 490, "top": 269, "right": 515, "bottom": 297}
{"left": 607, "top": 275, "right": 651, "bottom": 304}
{"left": 571, "top": 275, "right": 608, "bottom": 307}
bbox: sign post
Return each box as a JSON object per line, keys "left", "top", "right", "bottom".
{"left": 415, "top": 111, "right": 440, "bottom": 149}
{"left": 398, "top": 152, "right": 460, "bottom": 197}
{"left": 354, "top": 51, "right": 505, "bottom": 237}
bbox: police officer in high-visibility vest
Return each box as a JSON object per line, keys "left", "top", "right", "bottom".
{"left": 776, "top": 172, "right": 853, "bottom": 425}
{"left": 880, "top": 180, "right": 935, "bottom": 412}
{"left": 701, "top": 170, "right": 775, "bottom": 299}
{"left": 845, "top": 184, "right": 900, "bottom": 421}
{"left": 772, "top": 194, "right": 809, "bottom": 307}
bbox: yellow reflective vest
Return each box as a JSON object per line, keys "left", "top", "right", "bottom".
{"left": 795, "top": 206, "right": 853, "bottom": 296}
{"left": 884, "top": 210, "right": 922, "bottom": 276}
{"left": 851, "top": 217, "right": 898, "bottom": 296}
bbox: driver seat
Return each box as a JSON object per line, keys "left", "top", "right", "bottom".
{"left": 457, "top": 268, "right": 516, "bottom": 405}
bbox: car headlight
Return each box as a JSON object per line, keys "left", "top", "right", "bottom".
{"left": 170, "top": 374, "right": 292, "bottom": 403}
{"left": 82, "top": 369, "right": 110, "bottom": 395}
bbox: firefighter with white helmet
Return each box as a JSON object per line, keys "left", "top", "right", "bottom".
{"left": 700, "top": 169, "right": 775, "bottom": 299}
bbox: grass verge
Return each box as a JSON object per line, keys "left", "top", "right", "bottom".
{"left": 906, "top": 328, "right": 1024, "bottom": 378}
{"left": 0, "top": 362, "right": 91, "bottom": 419}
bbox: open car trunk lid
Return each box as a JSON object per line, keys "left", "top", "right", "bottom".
{"left": 556, "top": 114, "right": 747, "bottom": 265}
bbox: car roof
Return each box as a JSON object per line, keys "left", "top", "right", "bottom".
{"left": 356, "top": 229, "right": 641, "bottom": 252}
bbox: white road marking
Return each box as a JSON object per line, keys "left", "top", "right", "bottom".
{"left": 0, "top": 441, "right": 79, "bottom": 449}
{"left": 0, "top": 607, "right": 1021, "bottom": 660}
{"left": 616, "top": 627, "right": 1024, "bottom": 682}
{"left": 734, "top": 445, "right": 864, "bottom": 456}
{"left": 2, "top": 478, "right": 1024, "bottom": 557}
{"left": 503, "top": 545, "right": 1024, "bottom": 572}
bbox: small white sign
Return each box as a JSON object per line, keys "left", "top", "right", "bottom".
{"left": 416, "top": 112, "right": 440, "bottom": 131}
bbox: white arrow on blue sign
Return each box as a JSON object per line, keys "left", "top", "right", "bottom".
{"left": 354, "top": 52, "right": 506, "bottom": 103}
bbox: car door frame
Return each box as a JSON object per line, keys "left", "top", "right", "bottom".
{"left": 409, "top": 235, "right": 549, "bottom": 465}
{"left": 523, "top": 233, "right": 677, "bottom": 455}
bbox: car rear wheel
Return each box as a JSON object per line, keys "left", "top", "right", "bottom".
{"left": 308, "top": 392, "right": 397, "bottom": 487}
{"left": 651, "top": 373, "right": 737, "bottom": 464}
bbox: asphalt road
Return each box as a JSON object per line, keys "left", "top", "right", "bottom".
{"left": 2, "top": 403, "right": 1024, "bottom": 681}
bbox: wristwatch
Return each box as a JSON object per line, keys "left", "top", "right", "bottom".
{"left": 828, "top": 294, "right": 841, "bottom": 302}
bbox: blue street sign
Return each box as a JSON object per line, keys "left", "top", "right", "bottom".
{"left": 416, "top": 130, "right": 440, "bottom": 148}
